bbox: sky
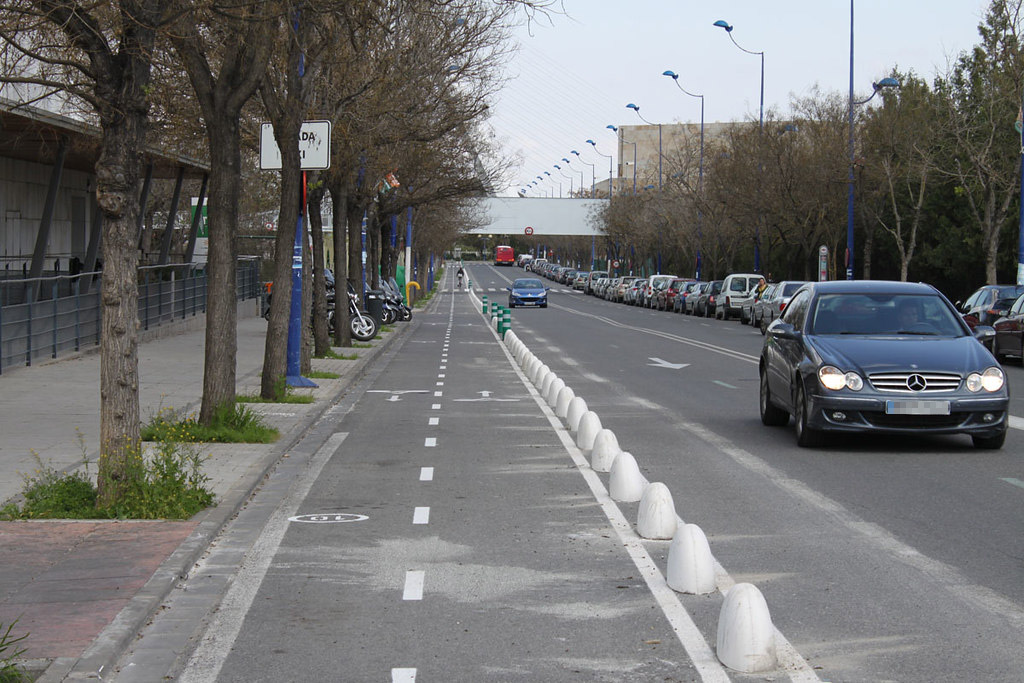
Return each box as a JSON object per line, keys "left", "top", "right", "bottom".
{"left": 487, "top": 0, "right": 993, "bottom": 197}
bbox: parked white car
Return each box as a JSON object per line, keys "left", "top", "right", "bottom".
{"left": 717, "top": 272, "right": 763, "bottom": 321}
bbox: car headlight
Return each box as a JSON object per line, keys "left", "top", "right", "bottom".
{"left": 967, "top": 367, "right": 1004, "bottom": 393}
{"left": 818, "top": 365, "right": 863, "bottom": 391}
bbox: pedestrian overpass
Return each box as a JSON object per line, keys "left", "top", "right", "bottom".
{"left": 468, "top": 197, "right": 605, "bottom": 236}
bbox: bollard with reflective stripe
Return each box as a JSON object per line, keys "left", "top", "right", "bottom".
{"left": 482, "top": 295, "right": 488, "bottom": 313}
{"left": 501, "top": 308, "right": 511, "bottom": 337}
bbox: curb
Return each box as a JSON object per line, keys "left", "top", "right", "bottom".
{"left": 42, "top": 293, "right": 439, "bottom": 682}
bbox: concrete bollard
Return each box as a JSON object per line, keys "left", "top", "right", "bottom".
{"left": 565, "top": 397, "right": 589, "bottom": 433}
{"left": 667, "top": 523, "right": 716, "bottom": 595}
{"left": 524, "top": 355, "right": 539, "bottom": 376}
{"left": 545, "top": 377, "right": 566, "bottom": 406}
{"left": 504, "top": 330, "right": 518, "bottom": 347}
{"left": 590, "top": 429, "right": 620, "bottom": 472}
{"left": 540, "top": 372, "right": 558, "bottom": 399}
{"left": 555, "top": 386, "right": 576, "bottom": 418}
{"left": 576, "top": 411, "right": 603, "bottom": 451}
{"left": 609, "top": 451, "right": 644, "bottom": 502}
{"left": 533, "top": 364, "right": 550, "bottom": 387}
{"left": 636, "top": 482, "right": 678, "bottom": 540}
{"left": 716, "top": 583, "right": 778, "bottom": 673}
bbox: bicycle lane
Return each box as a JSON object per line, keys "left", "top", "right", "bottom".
{"left": 169, "top": 284, "right": 711, "bottom": 682}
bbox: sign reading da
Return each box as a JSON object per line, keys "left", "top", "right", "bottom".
{"left": 260, "top": 120, "right": 331, "bottom": 170}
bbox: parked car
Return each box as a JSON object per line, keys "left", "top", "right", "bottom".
{"left": 614, "top": 276, "right": 638, "bottom": 302}
{"left": 527, "top": 258, "right": 547, "bottom": 273}
{"left": 743, "top": 282, "right": 774, "bottom": 326}
{"left": 573, "top": 272, "right": 590, "bottom": 291}
{"left": 507, "top": 277, "right": 549, "bottom": 308}
{"left": 753, "top": 281, "right": 808, "bottom": 333}
{"left": 673, "top": 281, "right": 704, "bottom": 313}
{"left": 717, "top": 272, "right": 763, "bottom": 321}
{"left": 684, "top": 282, "right": 709, "bottom": 314}
{"left": 760, "top": 280, "right": 1007, "bottom": 449}
{"left": 695, "top": 280, "right": 724, "bottom": 317}
{"left": 992, "top": 291, "right": 1024, "bottom": 362}
{"left": 957, "top": 284, "right": 1024, "bottom": 328}
{"left": 586, "top": 270, "right": 609, "bottom": 295}
{"left": 625, "top": 278, "right": 647, "bottom": 305}
{"left": 517, "top": 254, "right": 534, "bottom": 268}
{"left": 654, "top": 278, "right": 694, "bottom": 311}
{"left": 638, "top": 274, "right": 676, "bottom": 308}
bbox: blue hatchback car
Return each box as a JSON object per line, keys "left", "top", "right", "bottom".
{"left": 759, "top": 280, "right": 1008, "bottom": 449}
{"left": 507, "top": 278, "right": 549, "bottom": 308}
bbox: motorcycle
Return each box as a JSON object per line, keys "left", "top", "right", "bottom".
{"left": 327, "top": 283, "right": 378, "bottom": 341}
{"left": 380, "top": 278, "right": 412, "bottom": 323}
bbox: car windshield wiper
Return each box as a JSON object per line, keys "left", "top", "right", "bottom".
{"left": 895, "top": 330, "right": 939, "bottom": 335}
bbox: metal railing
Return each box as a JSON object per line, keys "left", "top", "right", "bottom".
{"left": 0, "top": 258, "right": 260, "bottom": 374}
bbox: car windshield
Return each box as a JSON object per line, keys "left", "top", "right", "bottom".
{"left": 997, "top": 285, "right": 1024, "bottom": 299}
{"left": 781, "top": 282, "right": 803, "bottom": 296}
{"left": 513, "top": 279, "right": 543, "bottom": 288}
{"left": 810, "top": 293, "right": 964, "bottom": 336}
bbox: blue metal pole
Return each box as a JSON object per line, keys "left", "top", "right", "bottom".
{"left": 846, "top": 0, "right": 856, "bottom": 280}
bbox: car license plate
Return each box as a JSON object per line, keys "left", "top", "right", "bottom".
{"left": 885, "top": 400, "right": 951, "bottom": 415}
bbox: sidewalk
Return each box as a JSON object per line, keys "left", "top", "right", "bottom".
{"left": 0, "top": 311, "right": 419, "bottom": 680}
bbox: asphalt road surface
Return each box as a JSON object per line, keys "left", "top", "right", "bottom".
{"left": 113, "top": 263, "right": 1024, "bottom": 682}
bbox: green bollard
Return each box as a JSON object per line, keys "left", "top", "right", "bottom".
{"left": 501, "top": 308, "right": 511, "bottom": 337}
{"left": 482, "top": 295, "right": 488, "bottom": 314}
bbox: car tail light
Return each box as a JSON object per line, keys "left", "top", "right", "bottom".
{"left": 779, "top": 302, "right": 786, "bottom": 312}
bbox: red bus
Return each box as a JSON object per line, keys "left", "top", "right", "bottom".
{"left": 494, "top": 245, "right": 515, "bottom": 266}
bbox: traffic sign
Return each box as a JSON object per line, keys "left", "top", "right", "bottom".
{"left": 259, "top": 120, "right": 332, "bottom": 170}
{"left": 525, "top": 226, "right": 534, "bottom": 235}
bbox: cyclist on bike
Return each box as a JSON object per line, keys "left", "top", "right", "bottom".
{"left": 457, "top": 265, "right": 465, "bottom": 289}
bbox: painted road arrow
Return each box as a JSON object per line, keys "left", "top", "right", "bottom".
{"left": 647, "top": 357, "right": 690, "bottom": 370}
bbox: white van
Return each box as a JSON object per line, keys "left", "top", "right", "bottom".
{"left": 717, "top": 273, "right": 763, "bottom": 321}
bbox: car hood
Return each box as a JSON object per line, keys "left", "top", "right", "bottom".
{"left": 808, "top": 335, "right": 995, "bottom": 375}
{"left": 512, "top": 287, "right": 545, "bottom": 295}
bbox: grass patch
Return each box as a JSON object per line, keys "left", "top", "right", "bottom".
{"left": 1, "top": 442, "right": 215, "bottom": 521}
{"left": 236, "top": 392, "right": 314, "bottom": 405}
{"left": 0, "top": 620, "right": 29, "bottom": 682}
{"left": 142, "top": 403, "right": 279, "bottom": 443}
{"left": 351, "top": 342, "right": 372, "bottom": 348}
{"left": 317, "top": 348, "right": 357, "bottom": 360}
{"left": 381, "top": 325, "right": 394, "bottom": 334}
{"left": 306, "top": 370, "right": 340, "bottom": 379}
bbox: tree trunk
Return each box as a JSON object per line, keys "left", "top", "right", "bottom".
{"left": 199, "top": 126, "right": 239, "bottom": 424}
{"left": 95, "top": 120, "right": 144, "bottom": 507}
{"left": 348, "top": 201, "right": 365, "bottom": 297}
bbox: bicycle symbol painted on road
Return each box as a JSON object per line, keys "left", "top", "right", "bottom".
{"left": 289, "top": 513, "right": 369, "bottom": 524}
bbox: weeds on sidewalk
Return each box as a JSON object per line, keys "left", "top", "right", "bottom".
{"left": 1, "top": 441, "right": 214, "bottom": 520}
{"left": 143, "top": 403, "right": 280, "bottom": 442}
{"left": 0, "top": 619, "right": 29, "bottom": 683}
{"left": 317, "top": 348, "right": 357, "bottom": 360}
{"left": 305, "top": 370, "right": 340, "bottom": 379}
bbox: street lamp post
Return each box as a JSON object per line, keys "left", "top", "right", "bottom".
{"left": 563, "top": 157, "right": 585, "bottom": 198}
{"left": 714, "top": 19, "right": 764, "bottom": 272}
{"left": 607, "top": 124, "right": 637, "bottom": 195}
{"left": 847, "top": 74, "right": 899, "bottom": 279}
{"left": 543, "top": 170, "right": 559, "bottom": 198}
{"left": 626, "top": 103, "right": 662, "bottom": 191}
{"left": 586, "top": 139, "right": 614, "bottom": 198}
{"left": 554, "top": 164, "right": 573, "bottom": 196}
{"left": 663, "top": 70, "right": 705, "bottom": 280}
{"left": 571, "top": 150, "right": 597, "bottom": 197}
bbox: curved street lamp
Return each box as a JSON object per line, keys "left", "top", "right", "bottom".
{"left": 571, "top": 150, "right": 597, "bottom": 197}
{"left": 544, "top": 169, "right": 559, "bottom": 198}
{"left": 607, "top": 124, "right": 637, "bottom": 195}
{"left": 586, "top": 139, "right": 614, "bottom": 198}
{"left": 663, "top": 69, "right": 705, "bottom": 280}
{"left": 563, "top": 157, "right": 585, "bottom": 197}
{"left": 626, "top": 103, "right": 662, "bottom": 191}
{"left": 554, "top": 164, "right": 574, "bottom": 196}
{"left": 847, "top": 75, "right": 899, "bottom": 279}
{"left": 714, "top": 18, "right": 765, "bottom": 272}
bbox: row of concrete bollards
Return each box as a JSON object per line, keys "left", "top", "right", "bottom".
{"left": 482, "top": 296, "right": 512, "bottom": 338}
{"left": 501, "top": 328, "right": 778, "bottom": 675}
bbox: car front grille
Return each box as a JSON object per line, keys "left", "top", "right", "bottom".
{"left": 868, "top": 372, "right": 961, "bottom": 393}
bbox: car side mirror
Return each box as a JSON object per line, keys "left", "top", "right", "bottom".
{"left": 505, "top": 286, "right": 512, "bottom": 292}
{"left": 973, "top": 325, "right": 996, "bottom": 341}
{"left": 544, "top": 287, "right": 551, "bottom": 291}
{"left": 769, "top": 320, "right": 801, "bottom": 340}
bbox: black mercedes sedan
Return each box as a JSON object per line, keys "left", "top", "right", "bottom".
{"left": 759, "top": 281, "right": 1008, "bottom": 449}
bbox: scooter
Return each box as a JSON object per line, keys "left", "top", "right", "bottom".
{"left": 326, "top": 284, "right": 378, "bottom": 341}
{"left": 381, "top": 278, "right": 412, "bottom": 323}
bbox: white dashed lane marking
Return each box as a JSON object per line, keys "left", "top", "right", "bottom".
{"left": 402, "top": 571, "right": 425, "bottom": 600}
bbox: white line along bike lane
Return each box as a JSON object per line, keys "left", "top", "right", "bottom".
{"left": 184, "top": 274, "right": 730, "bottom": 682}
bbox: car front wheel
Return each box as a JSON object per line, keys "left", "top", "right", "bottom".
{"left": 794, "top": 384, "right": 824, "bottom": 447}
{"left": 972, "top": 430, "right": 1006, "bottom": 449}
